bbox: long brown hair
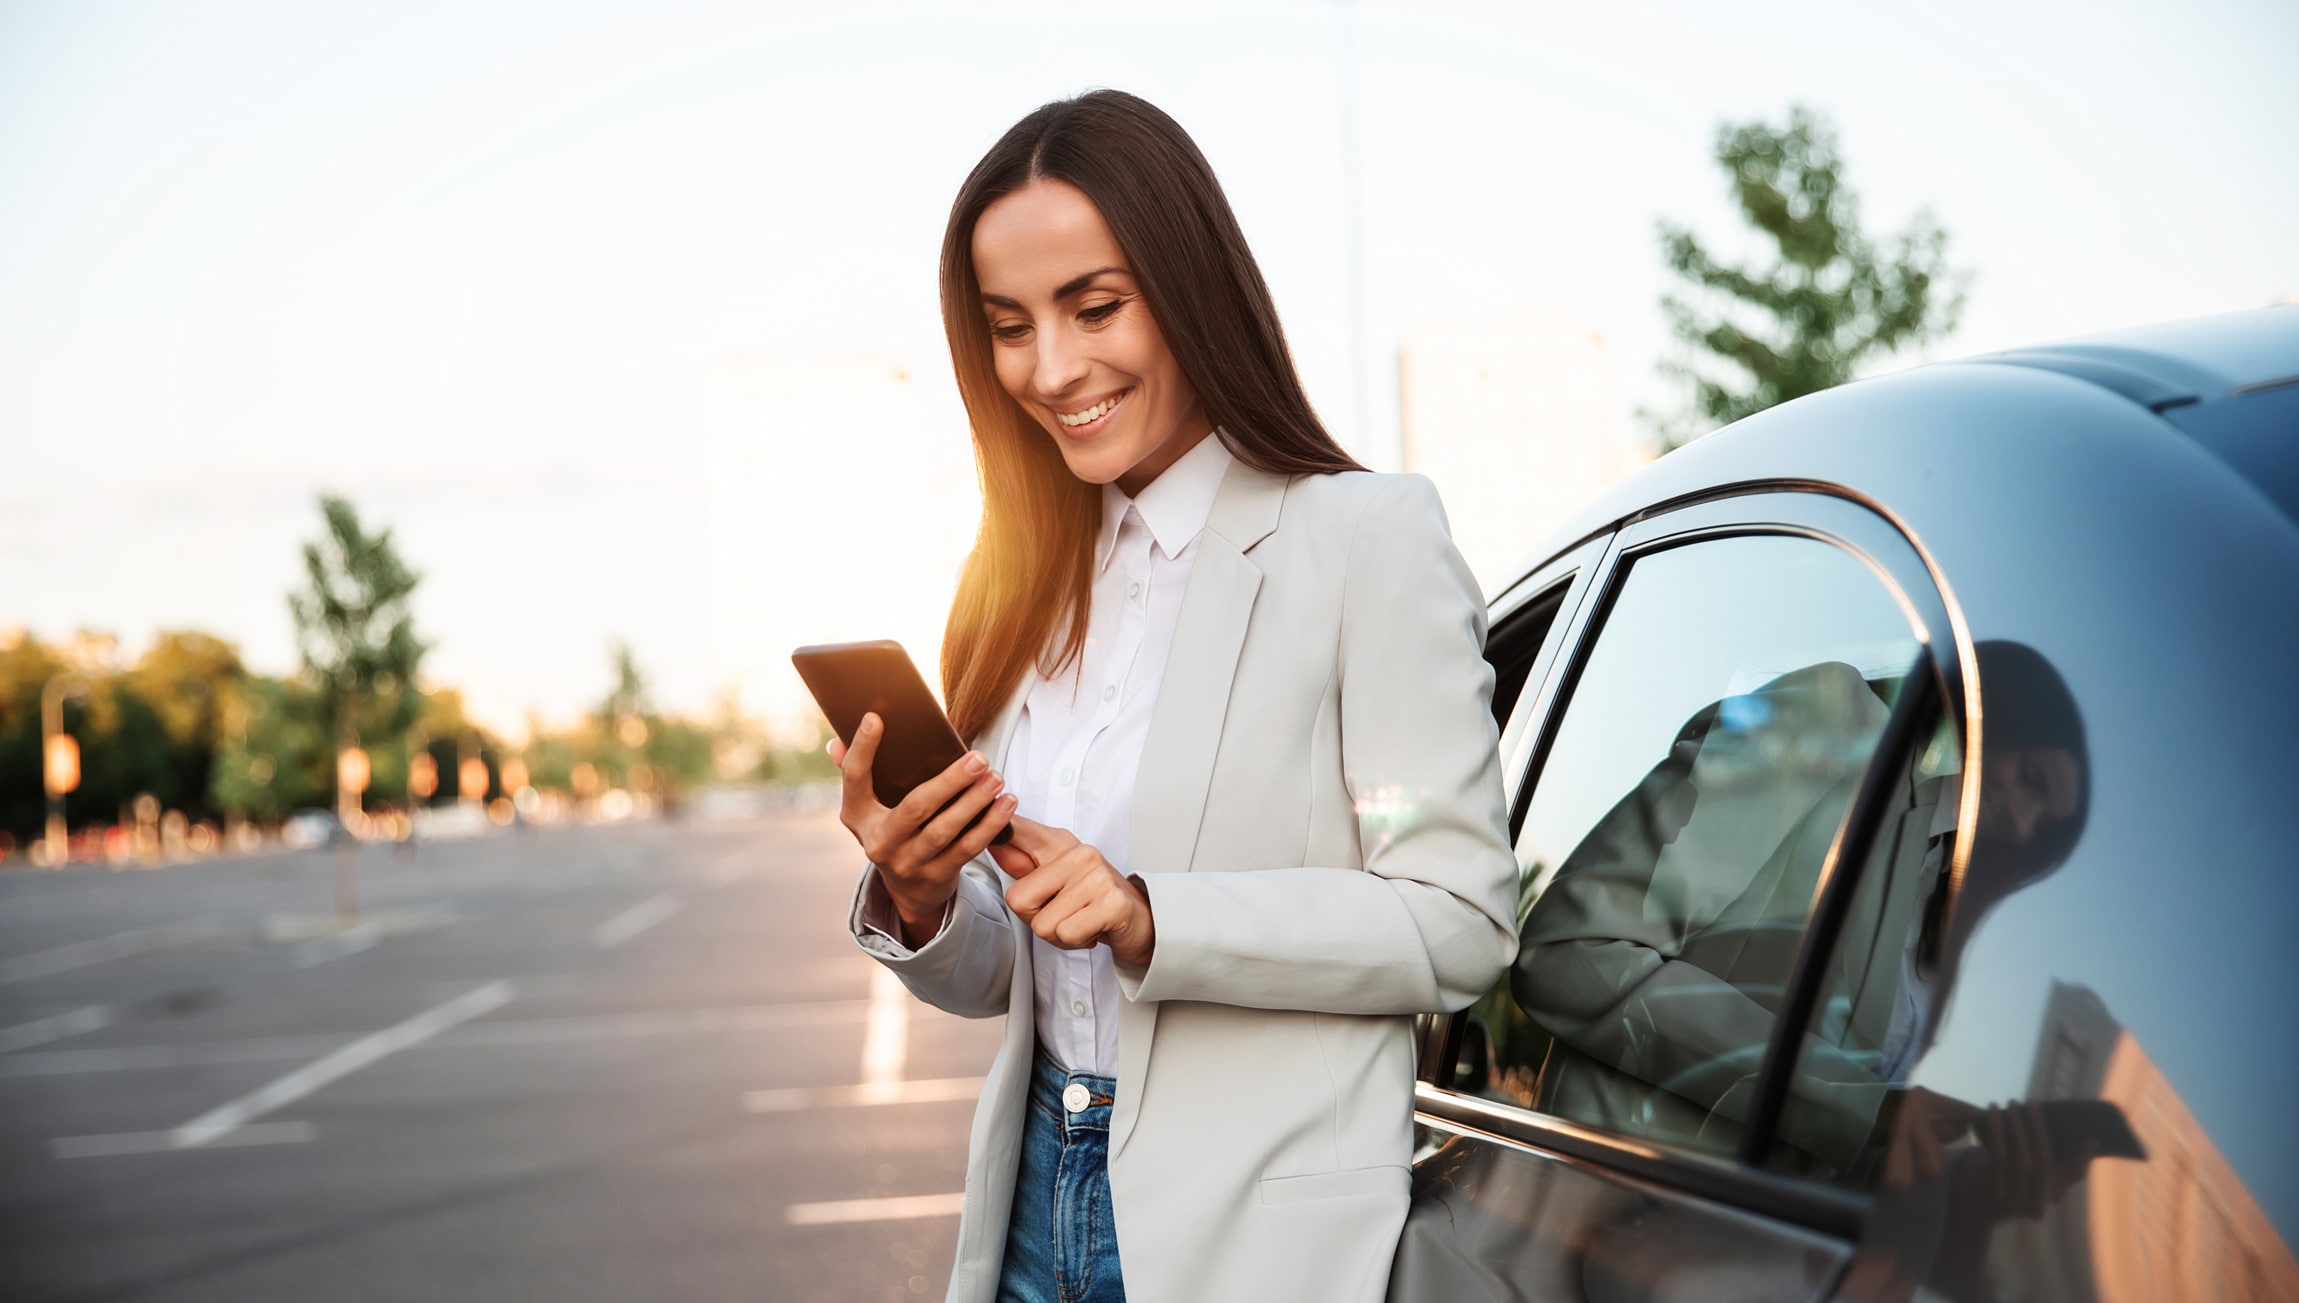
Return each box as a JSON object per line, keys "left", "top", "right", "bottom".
{"left": 939, "top": 89, "right": 1363, "bottom": 741}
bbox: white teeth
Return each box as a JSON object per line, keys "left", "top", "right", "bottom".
{"left": 1057, "top": 392, "right": 1126, "bottom": 427}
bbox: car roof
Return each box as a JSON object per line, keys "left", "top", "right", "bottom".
{"left": 1503, "top": 306, "right": 2299, "bottom": 593}
{"left": 1965, "top": 305, "right": 2299, "bottom": 403}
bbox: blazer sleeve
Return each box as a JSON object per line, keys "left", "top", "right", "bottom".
{"left": 846, "top": 857, "right": 1016, "bottom": 1019}
{"left": 1120, "top": 474, "right": 1519, "bottom": 1015}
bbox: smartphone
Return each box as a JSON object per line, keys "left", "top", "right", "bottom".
{"left": 2035, "top": 1098, "right": 2147, "bottom": 1163}
{"left": 790, "top": 639, "right": 1013, "bottom": 847}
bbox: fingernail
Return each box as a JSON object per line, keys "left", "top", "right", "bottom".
{"left": 860, "top": 714, "right": 879, "bottom": 734}
{"left": 963, "top": 752, "right": 987, "bottom": 774}
{"left": 1000, "top": 794, "right": 1017, "bottom": 809}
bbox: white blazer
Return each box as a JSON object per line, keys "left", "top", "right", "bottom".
{"left": 846, "top": 459, "right": 1518, "bottom": 1303}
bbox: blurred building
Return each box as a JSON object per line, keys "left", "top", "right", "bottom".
{"left": 703, "top": 355, "right": 980, "bottom": 739}
{"left": 1398, "top": 317, "right": 1646, "bottom": 594}
{"left": 1992, "top": 982, "right": 2298, "bottom": 1301}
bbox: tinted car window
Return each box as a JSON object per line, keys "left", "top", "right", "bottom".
{"left": 1751, "top": 709, "right": 1961, "bottom": 1184}
{"left": 1455, "top": 532, "right": 1920, "bottom": 1161}
{"left": 1768, "top": 638, "right": 2299, "bottom": 1295}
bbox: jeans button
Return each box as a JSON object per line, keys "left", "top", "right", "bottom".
{"left": 1063, "top": 1082, "right": 1091, "bottom": 1114}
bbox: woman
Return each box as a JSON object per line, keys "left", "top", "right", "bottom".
{"left": 833, "top": 89, "right": 1516, "bottom": 1303}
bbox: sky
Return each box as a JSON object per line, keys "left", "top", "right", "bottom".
{"left": 3, "top": 0, "right": 2295, "bottom": 733}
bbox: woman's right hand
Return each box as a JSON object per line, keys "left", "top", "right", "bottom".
{"left": 831, "top": 713, "right": 1017, "bottom": 948}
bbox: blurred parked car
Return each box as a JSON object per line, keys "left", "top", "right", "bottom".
{"left": 1393, "top": 308, "right": 2298, "bottom": 1301}
{"left": 280, "top": 808, "right": 346, "bottom": 850}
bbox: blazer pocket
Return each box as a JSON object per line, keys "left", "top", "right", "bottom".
{"left": 1258, "top": 1164, "right": 1407, "bottom": 1206}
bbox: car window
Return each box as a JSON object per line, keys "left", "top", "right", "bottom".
{"left": 1751, "top": 709, "right": 1961, "bottom": 1184}
{"left": 1451, "top": 531, "right": 1922, "bottom": 1162}
{"left": 1487, "top": 584, "right": 1567, "bottom": 728}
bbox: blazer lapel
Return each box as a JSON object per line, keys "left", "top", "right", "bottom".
{"left": 1127, "top": 459, "right": 1287, "bottom": 878}
{"left": 1112, "top": 459, "right": 1286, "bottom": 1160}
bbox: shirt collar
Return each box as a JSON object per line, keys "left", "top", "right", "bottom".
{"left": 1094, "top": 430, "right": 1233, "bottom": 572}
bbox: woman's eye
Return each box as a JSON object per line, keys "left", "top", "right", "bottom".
{"left": 989, "top": 322, "right": 1032, "bottom": 343}
{"left": 1079, "top": 300, "right": 1124, "bottom": 325}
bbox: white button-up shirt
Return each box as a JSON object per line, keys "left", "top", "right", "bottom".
{"left": 855, "top": 433, "right": 1231, "bottom": 1074}
{"left": 1004, "top": 432, "right": 1231, "bottom": 1074}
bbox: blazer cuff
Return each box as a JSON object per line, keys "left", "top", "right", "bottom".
{"left": 848, "top": 863, "right": 957, "bottom": 961}
{"left": 1115, "top": 872, "right": 1177, "bottom": 1002}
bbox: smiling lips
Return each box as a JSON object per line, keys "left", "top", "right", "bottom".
{"left": 1055, "top": 388, "right": 1132, "bottom": 432}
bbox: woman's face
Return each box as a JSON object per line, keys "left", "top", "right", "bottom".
{"left": 971, "top": 179, "right": 1213, "bottom": 497}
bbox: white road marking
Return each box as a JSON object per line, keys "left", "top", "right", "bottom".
{"left": 0, "top": 920, "right": 226, "bottom": 984}
{"left": 861, "top": 965, "right": 907, "bottom": 1086}
{"left": 170, "top": 981, "right": 512, "bottom": 1149}
{"left": 592, "top": 893, "right": 683, "bottom": 949}
{"left": 743, "top": 1076, "right": 984, "bottom": 1113}
{"left": 0, "top": 1005, "right": 109, "bottom": 1054}
{"left": 52, "top": 1122, "right": 314, "bottom": 1160}
{"left": 785, "top": 1192, "right": 965, "bottom": 1226}
{"left": 0, "top": 999, "right": 880, "bottom": 1078}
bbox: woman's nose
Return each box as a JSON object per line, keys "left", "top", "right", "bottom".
{"left": 1033, "top": 328, "right": 1089, "bottom": 398}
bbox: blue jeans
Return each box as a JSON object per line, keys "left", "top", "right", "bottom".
{"left": 996, "top": 1051, "right": 1126, "bottom": 1303}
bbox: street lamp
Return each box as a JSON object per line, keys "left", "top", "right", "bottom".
{"left": 39, "top": 674, "right": 90, "bottom": 867}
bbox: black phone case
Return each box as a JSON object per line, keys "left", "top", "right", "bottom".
{"left": 790, "top": 640, "right": 1012, "bottom": 847}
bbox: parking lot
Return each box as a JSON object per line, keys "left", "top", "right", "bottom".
{"left": 0, "top": 808, "right": 997, "bottom": 1302}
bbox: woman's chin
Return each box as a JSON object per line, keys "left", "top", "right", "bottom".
{"left": 1053, "top": 443, "right": 1134, "bottom": 488}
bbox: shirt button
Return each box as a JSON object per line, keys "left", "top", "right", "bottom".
{"left": 1127, "top": 582, "right": 1142, "bottom": 601}
{"left": 1058, "top": 767, "right": 1074, "bottom": 787}
{"left": 1102, "top": 685, "right": 1117, "bottom": 702}
{"left": 1063, "top": 1082, "right": 1091, "bottom": 1114}
{"left": 1071, "top": 999, "right": 1088, "bottom": 1016}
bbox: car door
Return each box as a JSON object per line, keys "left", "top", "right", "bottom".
{"left": 1394, "top": 491, "right": 1965, "bottom": 1303}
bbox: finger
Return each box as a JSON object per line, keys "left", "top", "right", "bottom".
{"left": 1004, "top": 815, "right": 1079, "bottom": 859}
{"left": 1032, "top": 862, "right": 1127, "bottom": 948}
{"left": 827, "top": 737, "right": 846, "bottom": 764}
{"left": 988, "top": 840, "right": 1036, "bottom": 880}
{"left": 1006, "top": 846, "right": 1098, "bottom": 917}
{"left": 1051, "top": 886, "right": 1133, "bottom": 949}
{"left": 915, "top": 770, "right": 1007, "bottom": 861}
{"left": 930, "top": 792, "right": 1019, "bottom": 875}
{"left": 840, "top": 715, "right": 884, "bottom": 811}
{"left": 886, "top": 751, "right": 992, "bottom": 840}
{"left": 1028, "top": 876, "right": 1108, "bottom": 948}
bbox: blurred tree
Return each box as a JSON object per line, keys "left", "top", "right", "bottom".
{"left": 600, "top": 641, "right": 649, "bottom": 724}
{"left": 1650, "top": 105, "right": 1967, "bottom": 450}
{"left": 0, "top": 635, "right": 71, "bottom": 844}
{"left": 209, "top": 676, "right": 330, "bottom": 823}
{"left": 122, "top": 631, "right": 243, "bottom": 822}
{"left": 645, "top": 716, "right": 714, "bottom": 792}
{"left": 73, "top": 684, "right": 171, "bottom": 827}
{"left": 289, "top": 496, "right": 427, "bottom": 816}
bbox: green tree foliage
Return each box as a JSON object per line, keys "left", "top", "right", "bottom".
{"left": 288, "top": 496, "right": 427, "bottom": 810}
{"left": 600, "top": 641, "right": 648, "bottom": 726}
{"left": 0, "top": 636, "right": 73, "bottom": 843}
{"left": 1651, "top": 105, "right": 1966, "bottom": 450}
{"left": 209, "top": 675, "right": 331, "bottom": 822}
{"left": 121, "top": 631, "right": 243, "bottom": 822}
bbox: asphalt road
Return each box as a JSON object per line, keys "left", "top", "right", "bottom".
{"left": 0, "top": 807, "right": 1000, "bottom": 1302}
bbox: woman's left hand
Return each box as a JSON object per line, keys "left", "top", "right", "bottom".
{"left": 991, "top": 816, "right": 1156, "bottom": 967}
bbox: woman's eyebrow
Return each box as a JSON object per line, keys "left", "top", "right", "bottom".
{"left": 979, "top": 267, "right": 1131, "bottom": 309}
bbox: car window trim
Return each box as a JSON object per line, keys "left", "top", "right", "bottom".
{"left": 1489, "top": 533, "right": 1613, "bottom": 819}
{"left": 1414, "top": 1082, "right": 1868, "bottom": 1240}
{"left": 1421, "top": 487, "right": 1971, "bottom": 1231}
